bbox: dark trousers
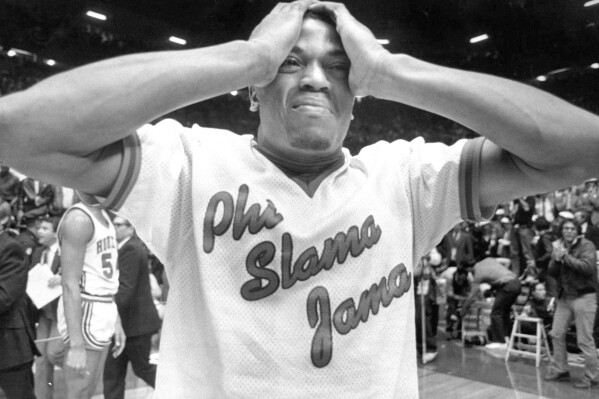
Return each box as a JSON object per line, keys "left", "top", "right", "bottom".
{"left": 594, "top": 291, "right": 599, "bottom": 347}
{"left": 0, "top": 362, "right": 35, "bottom": 399}
{"left": 415, "top": 294, "right": 437, "bottom": 354}
{"left": 103, "top": 333, "right": 156, "bottom": 399}
{"left": 490, "top": 279, "right": 521, "bottom": 342}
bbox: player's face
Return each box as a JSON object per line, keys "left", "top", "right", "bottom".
{"left": 37, "top": 221, "right": 56, "bottom": 247}
{"left": 254, "top": 17, "right": 354, "bottom": 159}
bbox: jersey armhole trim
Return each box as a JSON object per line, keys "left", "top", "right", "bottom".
{"left": 459, "top": 137, "right": 495, "bottom": 222}
{"left": 102, "top": 133, "right": 142, "bottom": 211}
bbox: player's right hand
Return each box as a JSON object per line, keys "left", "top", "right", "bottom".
{"left": 249, "top": 0, "right": 318, "bottom": 87}
{"left": 65, "top": 346, "right": 88, "bottom": 374}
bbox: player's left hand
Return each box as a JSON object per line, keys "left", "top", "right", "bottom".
{"left": 309, "top": 1, "right": 389, "bottom": 97}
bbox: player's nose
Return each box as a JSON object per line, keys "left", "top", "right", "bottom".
{"left": 299, "top": 62, "right": 330, "bottom": 92}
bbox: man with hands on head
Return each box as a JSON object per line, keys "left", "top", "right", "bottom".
{"left": 1, "top": 1, "right": 598, "bottom": 397}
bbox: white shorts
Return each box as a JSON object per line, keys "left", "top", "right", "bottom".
{"left": 57, "top": 293, "right": 118, "bottom": 350}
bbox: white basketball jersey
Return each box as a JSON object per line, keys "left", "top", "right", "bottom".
{"left": 99, "top": 119, "right": 488, "bottom": 398}
{"left": 59, "top": 203, "right": 119, "bottom": 297}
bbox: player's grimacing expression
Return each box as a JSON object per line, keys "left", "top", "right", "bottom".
{"left": 254, "top": 15, "right": 354, "bottom": 159}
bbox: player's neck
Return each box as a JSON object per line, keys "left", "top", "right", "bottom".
{"left": 255, "top": 143, "right": 344, "bottom": 176}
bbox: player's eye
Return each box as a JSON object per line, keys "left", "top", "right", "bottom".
{"left": 279, "top": 57, "right": 302, "bottom": 73}
{"left": 327, "top": 63, "right": 350, "bottom": 79}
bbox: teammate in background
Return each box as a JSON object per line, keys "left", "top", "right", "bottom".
{"left": 103, "top": 216, "right": 161, "bottom": 399}
{"left": 1, "top": 1, "right": 599, "bottom": 397}
{"left": 55, "top": 201, "right": 124, "bottom": 399}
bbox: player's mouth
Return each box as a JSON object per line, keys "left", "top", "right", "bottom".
{"left": 290, "top": 99, "right": 333, "bottom": 115}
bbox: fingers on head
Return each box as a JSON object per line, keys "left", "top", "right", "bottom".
{"left": 276, "top": 0, "right": 314, "bottom": 13}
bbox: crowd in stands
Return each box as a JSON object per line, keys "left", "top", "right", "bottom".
{"left": 414, "top": 178, "right": 599, "bottom": 381}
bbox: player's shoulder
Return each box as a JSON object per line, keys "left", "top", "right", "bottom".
{"left": 136, "top": 119, "right": 252, "bottom": 153}
{"left": 59, "top": 207, "right": 95, "bottom": 241}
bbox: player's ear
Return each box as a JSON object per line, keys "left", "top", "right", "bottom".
{"left": 248, "top": 86, "right": 259, "bottom": 112}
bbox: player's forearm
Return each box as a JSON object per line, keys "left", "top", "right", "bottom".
{"left": 0, "top": 40, "right": 268, "bottom": 163}
{"left": 62, "top": 281, "right": 85, "bottom": 347}
{"left": 369, "top": 54, "right": 599, "bottom": 174}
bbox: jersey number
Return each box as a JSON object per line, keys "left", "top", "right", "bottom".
{"left": 102, "top": 253, "right": 115, "bottom": 279}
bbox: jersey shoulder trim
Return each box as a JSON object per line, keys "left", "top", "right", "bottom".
{"left": 459, "top": 137, "right": 495, "bottom": 221}
{"left": 103, "top": 133, "right": 141, "bottom": 210}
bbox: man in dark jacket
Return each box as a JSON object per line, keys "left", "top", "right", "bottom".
{"left": 0, "top": 201, "right": 39, "bottom": 398}
{"left": 544, "top": 219, "right": 598, "bottom": 389}
{"left": 103, "top": 216, "right": 162, "bottom": 399}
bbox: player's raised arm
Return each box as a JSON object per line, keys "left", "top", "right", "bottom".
{"left": 0, "top": 0, "right": 316, "bottom": 197}
{"left": 311, "top": 1, "right": 599, "bottom": 208}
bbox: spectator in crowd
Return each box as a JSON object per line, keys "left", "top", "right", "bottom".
{"left": 533, "top": 216, "right": 557, "bottom": 298}
{"left": 54, "top": 201, "right": 123, "bottom": 399}
{"left": 17, "top": 178, "right": 55, "bottom": 226}
{"left": 477, "top": 221, "right": 499, "bottom": 258}
{"left": 496, "top": 216, "right": 513, "bottom": 259}
{"left": 1, "top": 1, "right": 599, "bottom": 396}
{"left": 470, "top": 222, "right": 493, "bottom": 262}
{"left": 521, "top": 281, "right": 554, "bottom": 340}
{"left": 583, "top": 178, "right": 599, "bottom": 225}
{"left": 104, "top": 216, "right": 161, "bottom": 399}
{"left": 510, "top": 196, "right": 537, "bottom": 277}
{"left": 51, "top": 185, "right": 78, "bottom": 218}
{"left": 0, "top": 201, "right": 39, "bottom": 398}
{"left": 572, "top": 180, "right": 598, "bottom": 217}
{"left": 439, "top": 222, "right": 475, "bottom": 269}
{"left": 574, "top": 209, "right": 599, "bottom": 249}
{"left": 16, "top": 217, "right": 40, "bottom": 268}
{"left": 0, "top": 161, "right": 20, "bottom": 208}
{"left": 445, "top": 266, "right": 473, "bottom": 338}
{"left": 414, "top": 255, "right": 438, "bottom": 363}
{"left": 462, "top": 257, "right": 521, "bottom": 349}
{"left": 544, "top": 219, "right": 598, "bottom": 389}
{"left": 31, "top": 216, "right": 63, "bottom": 399}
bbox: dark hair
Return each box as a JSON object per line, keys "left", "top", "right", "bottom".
{"left": 560, "top": 218, "right": 582, "bottom": 235}
{"left": 40, "top": 216, "right": 60, "bottom": 233}
{"left": 534, "top": 216, "right": 550, "bottom": 231}
{"left": 304, "top": 10, "right": 336, "bottom": 27}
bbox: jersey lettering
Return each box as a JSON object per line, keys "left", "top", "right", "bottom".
{"left": 306, "top": 263, "right": 411, "bottom": 367}
{"left": 203, "top": 184, "right": 283, "bottom": 253}
{"left": 203, "top": 185, "right": 408, "bottom": 369}
{"left": 240, "top": 215, "right": 381, "bottom": 301}
{"left": 96, "top": 236, "right": 116, "bottom": 254}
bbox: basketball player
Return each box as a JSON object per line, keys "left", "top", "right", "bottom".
{"left": 1, "top": 1, "right": 598, "bottom": 397}
{"left": 55, "top": 201, "right": 124, "bottom": 399}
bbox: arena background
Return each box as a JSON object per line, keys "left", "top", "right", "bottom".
{"left": 2, "top": 0, "right": 599, "bottom": 154}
